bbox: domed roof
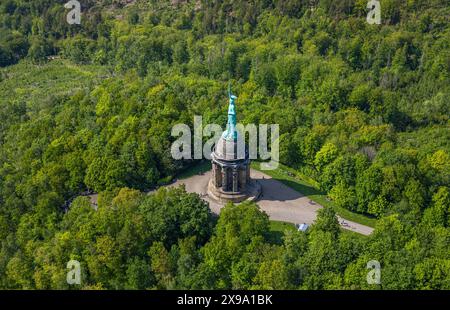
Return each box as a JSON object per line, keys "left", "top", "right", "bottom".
{"left": 213, "top": 136, "right": 247, "bottom": 161}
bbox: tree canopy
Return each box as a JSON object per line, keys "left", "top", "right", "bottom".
{"left": 0, "top": 0, "right": 448, "bottom": 290}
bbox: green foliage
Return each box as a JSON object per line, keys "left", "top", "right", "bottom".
{"left": 312, "top": 206, "right": 341, "bottom": 239}
{"left": 0, "top": 0, "right": 449, "bottom": 290}
{"left": 27, "top": 36, "right": 53, "bottom": 63}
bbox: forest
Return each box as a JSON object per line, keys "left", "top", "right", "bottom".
{"left": 0, "top": 0, "right": 448, "bottom": 289}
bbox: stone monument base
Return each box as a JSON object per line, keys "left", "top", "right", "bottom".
{"left": 207, "top": 179, "right": 262, "bottom": 204}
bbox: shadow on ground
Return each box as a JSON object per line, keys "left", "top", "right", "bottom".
{"left": 255, "top": 176, "right": 323, "bottom": 203}
{"left": 275, "top": 178, "right": 324, "bottom": 197}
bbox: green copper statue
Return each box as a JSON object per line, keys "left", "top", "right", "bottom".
{"left": 222, "top": 85, "right": 238, "bottom": 141}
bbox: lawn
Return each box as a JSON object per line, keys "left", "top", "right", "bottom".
{"left": 268, "top": 220, "right": 368, "bottom": 243}
{"left": 0, "top": 59, "right": 110, "bottom": 105}
{"left": 177, "top": 160, "right": 211, "bottom": 180}
{"left": 267, "top": 220, "right": 297, "bottom": 244}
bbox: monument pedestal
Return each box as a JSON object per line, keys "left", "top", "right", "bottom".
{"left": 207, "top": 178, "right": 261, "bottom": 204}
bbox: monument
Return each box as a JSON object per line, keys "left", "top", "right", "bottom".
{"left": 207, "top": 87, "right": 261, "bottom": 203}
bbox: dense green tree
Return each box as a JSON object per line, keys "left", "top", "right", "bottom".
{"left": 27, "top": 36, "right": 52, "bottom": 63}
{"left": 312, "top": 206, "right": 340, "bottom": 239}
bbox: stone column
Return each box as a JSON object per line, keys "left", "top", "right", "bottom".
{"left": 246, "top": 165, "right": 250, "bottom": 182}
{"left": 240, "top": 168, "right": 247, "bottom": 191}
{"left": 222, "top": 167, "right": 227, "bottom": 192}
{"left": 214, "top": 164, "right": 221, "bottom": 187}
{"left": 211, "top": 162, "right": 216, "bottom": 186}
{"left": 232, "top": 168, "right": 238, "bottom": 192}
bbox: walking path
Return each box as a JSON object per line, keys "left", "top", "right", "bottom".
{"left": 86, "top": 169, "right": 374, "bottom": 235}
{"left": 168, "top": 169, "right": 374, "bottom": 236}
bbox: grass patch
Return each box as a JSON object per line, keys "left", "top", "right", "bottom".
{"left": 340, "top": 227, "right": 369, "bottom": 240}
{"left": 0, "top": 59, "right": 110, "bottom": 104}
{"left": 177, "top": 160, "right": 211, "bottom": 180}
{"left": 252, "top": 162, "right": 377, "bottom": 228}
{"left": 267, "top": 220, "right": 297, "bottom": 244}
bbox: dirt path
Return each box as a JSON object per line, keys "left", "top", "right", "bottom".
{"left": 169, "top": 169, "right": 374, "bottom": 236}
